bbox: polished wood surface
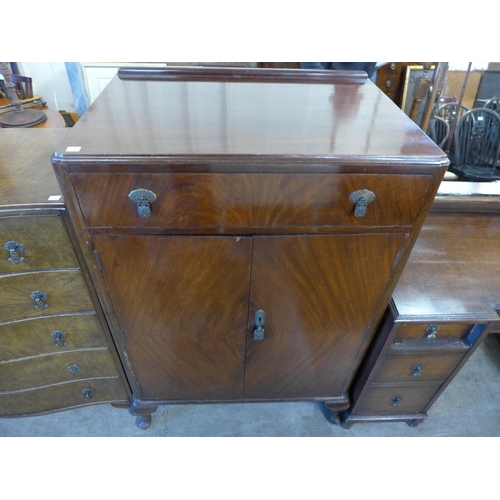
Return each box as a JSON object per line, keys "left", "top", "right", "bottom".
{"left": 244, "top": 233, "right": 406, "bottom": 399}
{"left": 0, "top": 271, "right": 94, "bottom": 323}
{"left": 0, "top": 98, "right": 65, "bottom": 129}
{"left": 0, "top": 314, "right": 108, "bottom": 361}
{"left": 394, "top": 322, "right": 474, "bottom": 341}
{"left": 0, "top": 214, "right": 78, "bottom": 273}
{"left": 52, "top": 68, "right": 448, "bottom": 423}
{"left": 0, "top": 128, "right": 67, "bottom": 209}
{"left": 53, "top": 73, "right": 446, "bottom": 162}
{"left": 71, "top": 172, "right": 432, "bottom": 231}
{"left": 91, "top": 235, "right": 252, "bottom": 401}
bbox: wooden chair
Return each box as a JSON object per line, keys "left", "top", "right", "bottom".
{"left": 10, "top": 74, "right": 33, "bottom": 100}
{"left": 484, "top": 96, "right": 500, "bottom": 114}
{"left": 450, "top": 107, "right": 500, "bottom": 181}
{"left": 427, "top": 115, "right": 450, "bottom": 149}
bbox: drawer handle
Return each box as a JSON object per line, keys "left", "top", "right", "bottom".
{"left": 51, "top": 330, "right": 68, "bottom": 347}
{"left": 349, "top": 190, "right": 376, "bottom": 217}
{"left": 5, "top": 240, "right": 25, "bottom": 264}
{"left": 411, "top": 364, "right": 424, "bottom": 377}
{"left": 253, "top": 309, "right": 266, "bottom": 340}
{"left": 82, "top": 388, "right": 95, "bottom": 401}
{"left": 31, "top": 290, "right": 48, "bottom": 310}
{"left": 425, "top": 324, "right": 440, "bottom": 339}
{"left": 128, "top": 188, "right": 157, "bottom": 218}
{"left": 68, "top": 364, "right": 81, "bottom": 373}
{"left": 391, "top": 396, "right": 402, "bottom": 407}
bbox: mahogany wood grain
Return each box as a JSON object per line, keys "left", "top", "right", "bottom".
{"left": 394, "top": 322, "right": 475, "bottom": 341}
{"left": 0, "top": 270, "right": 94, "bottom": 323}
{"left": 91, "top": 235, "right": 253, "bottom": 401}
{"left": 0, "top": 314, "right": 108, "bottom": 361}
{"left": 0, "top": 214, "right": 79, "bottom": 273}
{"left": 70, "top": 172, "right": 433, "bottom": 231}
{"left": 0, "top": 378, "right": 128, "bottom": 416}
{"left": 0, "top": 128, "right": 67, "bottom": 210}
{"left": 371, "top": 349, "right": 467, "bottom": 384}
{"left": 244, "top": 233, "right": 407, "bottom": 399}
{"left": 0, "top": 349, "right": 118, "bottom": 392}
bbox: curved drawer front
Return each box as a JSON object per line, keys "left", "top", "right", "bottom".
{"left": 0, "top": 349, "right": 119, "bottom": 392}
{"left": 0, "top": 314, "right": 108, "bottom": 362}
{"left": 0, "top": 215, "right": 79, "bottom": 274}
{"left": 0, "top": 378, "right": 128, "bottom": 416}
{"left": 395, "top": 322, "right": 475, "bottom": 341}
{"left": 353, "top": 384, "right": 440, "bottom": 415}
{"left": 372, "top": 350, "right": 466, "bottom": 384}
{"left": 0, "top": 270, "right": 94, "bottom": 323}
{"left": 71, "top": 172, "right": 432, "bottom": 229}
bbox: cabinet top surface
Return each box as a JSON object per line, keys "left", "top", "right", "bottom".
{"left": 56, "top": 76, "right": 446, "bottom": 165}
{"left": 393, "top": 207, "right": 500, "bottom": 321}
{"left": 0, "top": 128, "right": 66, "bottom": 210}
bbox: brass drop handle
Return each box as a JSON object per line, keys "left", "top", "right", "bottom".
{"left": 31, "top": 290, "right": 48, "bottom": 310}
{"left": 82, "top": 388, "right": 95, "bottom": 401}
{"left": 425, "top": 324, "right": 440, "bottom": 339}
{"left": 253, "top": 309, "right": 266, "bottom": 340}
{"left": 5, "top": 240, "right": 25, "bottom": 264}
{"left": 391, "top": 396, "right": 402, "bottom": 407}
{"left": 128, "top": 188, "right": 157, "bottom": 218}
{"left": 412, "top": 364, "right": 424, "bottom": 377}
{"left": 349, "top": 190, "right": 376, "bottom": 217}
{"left": 52, "top": 330, "right": 67, "bottom": 347}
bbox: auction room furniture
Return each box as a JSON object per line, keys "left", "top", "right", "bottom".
{"left": 0, "top": 98, "right": 65, "bottom": 128}
{"left": 51, "top": 67, "right": 448, "bottom": 427}
{"left": 341, "top": 181, "right": 500, "bottom": 427}
{"left": 0, "top": 129, "right": 129, "bottom": 419}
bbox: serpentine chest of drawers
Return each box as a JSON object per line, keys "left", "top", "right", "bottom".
{"left": 0, "top": 129, "right": 129, "bottom": 419}
{"left": 51, "top": 67, "right": 448, "bottom": 427}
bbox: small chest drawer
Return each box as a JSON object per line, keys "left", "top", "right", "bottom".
{"left": 371, "top": 349, "right": 467, "bottom": 384}
{"left": 0, "top": 215, "right": 79, "bottom": 273}
{"left": 0, "top": 270, "right": 94, "bottom": 323}
{"left": 0, "top": 314, "right": 108, "bottom": 361}
{"left": 395, "top": 322, "right": 475, "bottom": 341}
{"left": 0, "top": 378, "right": 128, "bottom": 416}
{"left": 352, "top": 384, "right": 440, "bottom": 415}
{"left": 71, "top": 172, "right": 432, "bottom": 230}
{"left": 0, "top": 349, "right": 120, "bottom": 392}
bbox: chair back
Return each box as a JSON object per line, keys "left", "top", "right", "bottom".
{"left": 484, "top": 96, "right": 500, "bottom": 114}
{"left": 427, "top": 115, "right": 450, "bottom": 149}
{"left": 454, "top": 108, "right": 500, "bottom": 176}
{"left": 10, "top": 74, "right": 33, "bottom": 100}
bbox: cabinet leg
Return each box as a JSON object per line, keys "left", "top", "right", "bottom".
{"left": 325, "top": 397, "right": 350, "bottom": 425}
{"left": 129, "top": 396, "right": 157, "bottom": 430}
{"left": 407, "top": 418, "right": 425, "bottom": 428}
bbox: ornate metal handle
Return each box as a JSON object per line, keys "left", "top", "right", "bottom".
{"left": 5, "top": 240, "right": 25, "bottom": 264}
{"left": 391, "top": 396, "right": 402, "bottom": 407}
{"left": 68, "top": 365, "right": 81, "bottom": 373}
{"left": 425, "top": 324, "right": 440, "bottom": 339}
{"left": 128, "top": 188, "right": 157, "bottom": 218}
{"left": 349, "top": 190, "right": 376, "bottom": 217}
{"left": 82, "top": 388, "right": 95, "bottom": 401}
{"left": 411, "top": 364, "right": 424, "bottom": 377}
{"left": 51, "top": 330, "right": 67, "bottom": 347}
{"left": 31, "top": 290, "right": 48, "bottom": 310}
{"left": 253, "top": 309, "right": 266, "bottom": 340}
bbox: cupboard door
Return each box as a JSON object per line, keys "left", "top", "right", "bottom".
{"left": 91, "top": 235, "right": 252, "bottom": 401}
{"left": 244, "top": 233, "right": 407, "bottom": 399}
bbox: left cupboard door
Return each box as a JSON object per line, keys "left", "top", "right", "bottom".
{"left": 91, "top": 234, "right": 253, "bottom": 402}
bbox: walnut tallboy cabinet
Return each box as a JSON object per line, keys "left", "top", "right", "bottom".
{"left": 52, "top": 67, "right": 448, "bottom": 428}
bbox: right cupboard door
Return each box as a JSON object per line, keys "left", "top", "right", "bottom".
{"left": 244, "top": 233, "right": 407, "bottom": 399}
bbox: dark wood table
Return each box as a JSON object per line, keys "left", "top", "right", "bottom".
{"left": 0, "top": 98, "right": 65, "bottom": 128}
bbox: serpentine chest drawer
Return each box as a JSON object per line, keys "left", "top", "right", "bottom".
{"left": 52, "top": 67, "right": 448, "bottom": 427}
{"left": 0, "top": 129, "right": 129, "bottom": 419}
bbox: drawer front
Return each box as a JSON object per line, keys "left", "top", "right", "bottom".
{"left": 71, "top": 172, "right": 432, "bottom": 229}
{"left": 0, "top": 349, "right": 119, "bottom": 391}
{"left": 353, "top": 384, "right": 440, "bottom": 415}
{"left": 0, "top": 215, "right": 79, "bottom": 274}
{"left": 395, "top": 322, "right": 474, "bottom": 341}
{"left": 0, "top": 270, "right": 94, "bottom": 323}
{"left": 0, "top": 378, "right": 128, "bottom": 416}
{"left": 0, "top": 314, "right": 108, "bottom": 362}
{"left": 372, "top": 350, "right": 466, "bottom": 384}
